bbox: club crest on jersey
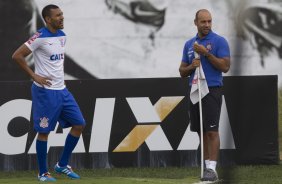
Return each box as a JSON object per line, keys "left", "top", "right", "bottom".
{"left": 39, "top": 117, "right": 49, "bottom": 128}
{"left": 59, "top": 38, "right": 65, "bottom": 47}
{"left": 206, "top": 43, "right": 212, "bottom": 52}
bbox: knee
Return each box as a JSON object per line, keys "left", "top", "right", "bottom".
{"left": 37, "top": 133, "right": 49, "bottom": 141}
{"left": 206, "top": 131, "right": 219, "bottom": 140}
{"left": 72, "top": 125, "right": 85, "bottom": 133}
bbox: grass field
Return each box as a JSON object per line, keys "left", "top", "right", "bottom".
{"left": 0, "top": 89, "right": 281, "bottom": 183}
{"left": 0, "top": 167, "right": 200, "bottom": 184}
{"left": 1, "top": 165, "right": 282, "bottom": 184}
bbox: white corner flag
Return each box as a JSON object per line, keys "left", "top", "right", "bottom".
{"left": 190, "top": 65, "right": 209, "bottom": 104}
{"left": 190, "top": 44, "right": 210, "bottom": 179}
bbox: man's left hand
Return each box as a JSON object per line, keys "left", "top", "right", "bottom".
{"left": 193, "top": 43, "right": 208, "bottom": 56}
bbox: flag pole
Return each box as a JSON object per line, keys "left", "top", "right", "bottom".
{"left": 197, "top": 63, "right": 204, "bottom": 179}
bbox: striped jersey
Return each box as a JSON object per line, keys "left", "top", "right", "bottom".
{"left": 25, "top": 27, "right": 66, "bottom": 90}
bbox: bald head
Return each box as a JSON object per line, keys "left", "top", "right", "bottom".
{"left": 195, "top": 9, "right": 211, "bottom": 21}
{"left": 194, "top": 9, "right": 212, "bottom": 38}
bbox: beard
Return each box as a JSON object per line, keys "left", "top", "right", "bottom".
{"left": 200, "top": 28, "right": 210, "bottom": 36}
{"left": 51, "top": 21, "right": 64, "bottom": 30}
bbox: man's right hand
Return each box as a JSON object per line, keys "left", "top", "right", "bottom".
{"left": 191, "top": 58, "right": 200, "bottom": 69}
{"left": 33, "top": 74, "right": 52, "bottom": 87}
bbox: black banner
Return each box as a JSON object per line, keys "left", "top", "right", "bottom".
{"left": 0, "top": 76, "right": 279, "bottom": 171}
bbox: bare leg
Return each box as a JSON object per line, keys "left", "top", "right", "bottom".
{"left": 203, "top": 133, "right": 210, "bottom": 161}
{"left": 206, "top": 131, "right": 220, "bottom": 161}
{"left": 37, "top": 133, "right": 49, "bottom": 141}
{"left": 69, "top": 125, "right": 85, "bottom": 137}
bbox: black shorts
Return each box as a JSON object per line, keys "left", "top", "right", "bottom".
{"left": 189, "top": 87, "right": 223, "bottom": 132}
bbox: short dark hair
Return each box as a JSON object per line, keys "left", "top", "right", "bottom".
{"left": 41, "top": 4, "right": 59, "bottom": 22}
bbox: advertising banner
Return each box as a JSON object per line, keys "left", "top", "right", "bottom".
{"left": 0, "top": 76, "right": 278, "bottom": 171}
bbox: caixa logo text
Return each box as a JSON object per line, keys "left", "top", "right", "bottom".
{"left": 50, "top": 53, "right": 64, "bottom": 61}
{"left": 0, "top": 98, "right": 235, "bottom": 155}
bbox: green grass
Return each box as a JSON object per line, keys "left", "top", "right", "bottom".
{"left": 1, "top": 166, "right": 282, "bottom": 184}
{"left": 0, "top": 168, "right": 200, "bottom": 184}
{"left": 225, "top": 165, "right": 282, "bottom": 184}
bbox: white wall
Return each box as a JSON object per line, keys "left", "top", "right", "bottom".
{"left": 35, "top": 0, "right": 282, "bottom": 85}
